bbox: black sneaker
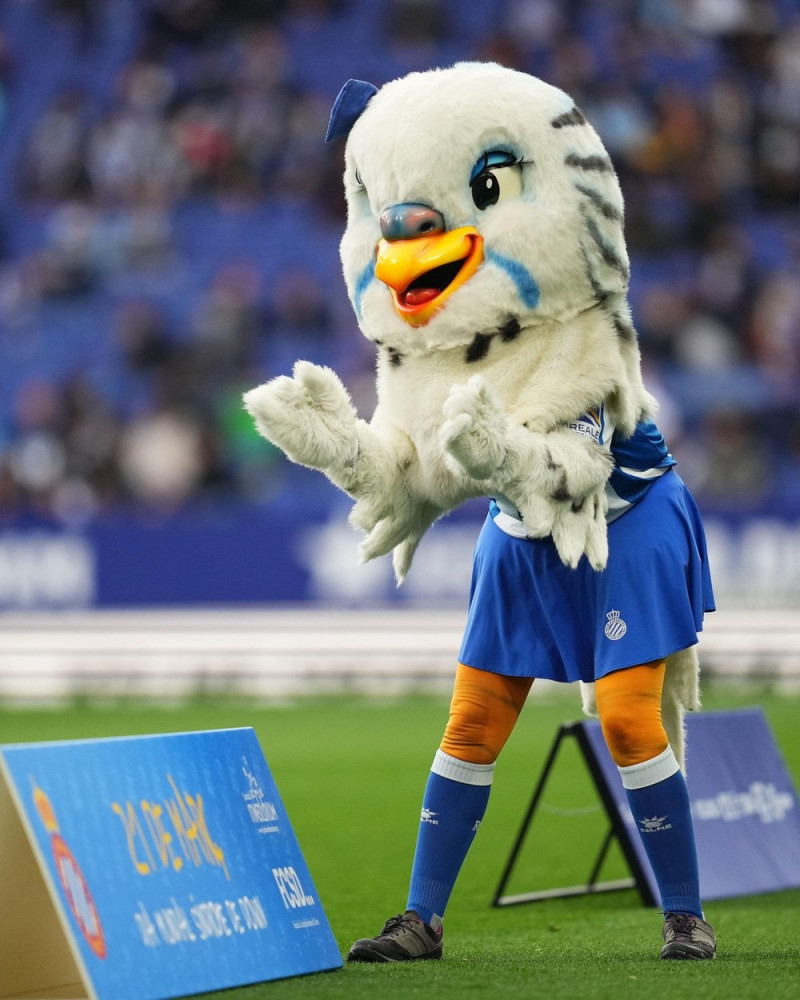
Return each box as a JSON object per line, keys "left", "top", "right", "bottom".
{"left": 347, "top": 910, "right": 443, "bottom": 963}
{"left": 660, "top": 912, "right": 716, "bottom": 960}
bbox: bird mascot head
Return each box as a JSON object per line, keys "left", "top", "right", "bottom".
{"left": 329, "top": 61, "right": 653, "bottom": 434}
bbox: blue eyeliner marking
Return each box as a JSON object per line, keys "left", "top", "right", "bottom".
{"left": 470, "top": 149, "right": 518, "bottom": 183}
{"left": 353, "top": 258, "right": 375, "bottom": 319}
{"left": 486, "top": 249, "right": 540, "bottom": 307}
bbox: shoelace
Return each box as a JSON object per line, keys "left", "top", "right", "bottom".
{"left": 665, "top": 913, "right": 698, "bottom": 937}
{"left": 382, "top": 914, "right": 417, "bottom": 937}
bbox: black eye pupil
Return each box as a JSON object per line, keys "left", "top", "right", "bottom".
{"left": 472, "top": 171, "right": 500, "bottom": 210}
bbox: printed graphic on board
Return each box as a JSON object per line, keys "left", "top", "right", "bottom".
{"left": 1, "top": 728, "right": 342, "bottom": 1000}
{"left": 583, "top": 709, "right": 800, "bottom": 901}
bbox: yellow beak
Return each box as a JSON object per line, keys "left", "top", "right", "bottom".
{"left": 374, "top": 226, "right": 484, "bottom": 327}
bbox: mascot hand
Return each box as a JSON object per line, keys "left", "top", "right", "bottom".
{"left": 349, "top": 493, "right": 442, "bottom": 584}
{"left": 246, "top": 364, "right": 439, "bottom": 580}
{"left": 243, "top": 361, "right": 359, "bottom": 474}
{"left": 440, "top": 375, "right": 508, "bottom": 480}
{"left": 492, "top": 424, "right": 613, "bottom": 570}
{"left": 550, "top": 485, "right": 609, "bottom": 570}
{"left": 516, "top": 485, "right": 608, "bottom": 570}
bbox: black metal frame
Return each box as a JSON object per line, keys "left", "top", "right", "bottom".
{"left": 492, "top": 721, "right": 657, "bottom": 908}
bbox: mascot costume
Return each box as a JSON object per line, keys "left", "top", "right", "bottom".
{"left": 244, "top": 63, "right": 716, "bottom": 962}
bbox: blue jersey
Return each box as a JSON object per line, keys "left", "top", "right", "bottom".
{"left": 570, "top": 405, "right": 676, "bottom": 521}
{"left": 492, "top": 405, "right": 676, "bottom": 535}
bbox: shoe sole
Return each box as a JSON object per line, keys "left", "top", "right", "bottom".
{"left": 347, "top": 944, "right": 443, "bottom": 963}
{"left": 660, "top": 944, "right": 715, "bottom": 960}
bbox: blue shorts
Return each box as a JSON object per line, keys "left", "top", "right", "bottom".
{"left": 458, "top": 470, "right": 715, "bottom": 683}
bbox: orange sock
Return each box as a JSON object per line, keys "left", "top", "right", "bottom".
{"left": 439, "top": 664, "right": 533, "bottom": 765}
{"left": 594, "top": 660, "right": 668, "bottom": 767}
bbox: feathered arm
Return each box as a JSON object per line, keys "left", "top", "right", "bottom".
{"left": 243, "top": 361, "right": 443, "bottom": 581}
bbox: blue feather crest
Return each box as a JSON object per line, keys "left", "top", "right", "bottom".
{"left": 325, "top": 79, "right": 378, "bottom": 143}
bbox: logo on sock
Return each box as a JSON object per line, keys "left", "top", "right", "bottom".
{"left": 421, "top": 807, "right": 439, "bottom": 825}
{"left": 604, "top": 609, "right": 627, "bottom": 640}
{"left": 639, "top": 814, "right": 672, "bottom": 833}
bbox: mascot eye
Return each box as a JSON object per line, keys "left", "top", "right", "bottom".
{"left": 470, "top": 150, "right": 523, "bottom": 210}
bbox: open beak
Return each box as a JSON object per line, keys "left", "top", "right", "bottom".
{"left": 374, "top": 226, "right": 484, "bottom": 327}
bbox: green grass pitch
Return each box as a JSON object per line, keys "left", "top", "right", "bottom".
{"left": 2, "top": 684, "right": 798, "bottom": 999}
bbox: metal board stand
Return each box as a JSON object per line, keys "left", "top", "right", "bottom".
{"left": 492, "top": 721, "right": 657, "bottom": 908}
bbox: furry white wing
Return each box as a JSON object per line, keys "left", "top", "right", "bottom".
{"left": 244, "top": 361, "right": 447, "bottom": 582}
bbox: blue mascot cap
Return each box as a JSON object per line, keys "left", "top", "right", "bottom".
{"left": 325, "top": 79, "right": 378, "bottom": 143}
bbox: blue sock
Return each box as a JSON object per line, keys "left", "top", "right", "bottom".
{"left": 406, "top": 750, "right": 494, "bottom": 926}
{"left": 619, "top": 746, "right": 702, "bottom": 917}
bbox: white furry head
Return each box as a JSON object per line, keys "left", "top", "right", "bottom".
{"left": 334, "top": 62, "right": 635, "bottom": 357}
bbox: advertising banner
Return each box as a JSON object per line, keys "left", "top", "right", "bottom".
{"left": 583, "top": 708, "right": 800, "bottom": 901}
{"left": 0, "top": 728, "right": 342, "bottom": 1000}
{"left": 2, "top": 494, "right": 800, "bottom": 611}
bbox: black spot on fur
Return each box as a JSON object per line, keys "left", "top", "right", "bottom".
{"left": 580, "top": 245, "right": 610, "bottom": 303}
{"left": 386, "top": 346, "right": 404, "bottom": 367}
{"left": 465, "top": 332, "right": 493, "bottom": 363}
{"left": 552, "top": 106, "right": 587, "bottom": 129}
{"left": 584, "top": 214, "right": 630, "bottom": 281}
{"left": 463, "top": 319, "right": 521, "bottom": 364}
{"left": 498, "top": 317, "right": 521, "bottom": 342}
{"left": 571, "top": 497, "right": 586, "bottom": 513}
{"left": 565, "top": 153, "right": 613, "bottom": 172}
{"left": 612, "top": 313, "right": 636, "bottom": 342}
{"left": 552, "top": 477, "right": 571, "bottom": 503}
{"left": 589, "top": 278, "right": 610, "bottom": 304}
{"left": 574, "top": 183, "right": 623, "bottom": 222}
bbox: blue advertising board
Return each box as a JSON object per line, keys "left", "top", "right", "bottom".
{"left": 582, "top": 708, "right": 800, "bottom": 901}
{"left": 2, "top": 488, "right": 800, "bottom": 611}
{"left": 0, "top": 728, "right": 342, "bottom": 999}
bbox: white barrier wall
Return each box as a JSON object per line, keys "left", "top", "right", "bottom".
{"left": 1, "top": 607, "right": 798, "bottom": 701}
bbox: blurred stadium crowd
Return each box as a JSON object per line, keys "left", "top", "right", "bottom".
{"left": 0, "top": 0, "right": 799, "bottom": 531}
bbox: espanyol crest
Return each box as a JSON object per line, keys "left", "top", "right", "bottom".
{"left": 604, "top": 609, "right": 627, "bottom": 640}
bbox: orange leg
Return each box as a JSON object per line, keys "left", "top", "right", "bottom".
{"left": 594, "top": 659, "right": 668, "bottom": 767}
{"left": 440, "top": 663, "right": 533, "bottom": 765}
